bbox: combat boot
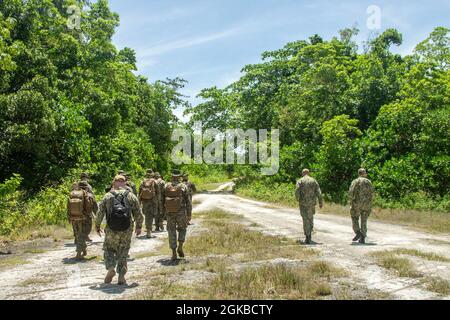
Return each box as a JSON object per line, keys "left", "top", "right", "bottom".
{"left": 118, "top": 274, "right": 127, "bottom": 286}
{"left": 82, "top": 249, "right": 87, "bottom": 257}
{"left": 359, "top": 236, "right": 366, "bottom": 244}
{"left": 75, "top": 252, "right": 84, "bottom": 261}
{"left": 171, "top": 249, "right": 177, "bottom": 261}
{"left": 177, "top": 242, "right": 185, "bottom": 258}
{"left": 352, "top": 232, "right": 362, "bottom": 242}
{"left": 304, "top": 235, "right": 312, "bottom": 245}
{"left": 104, "top": 268, "right": 116, "bottom": 284}
{"left": 146, "top": 231, "right": 152, "bottom": 239}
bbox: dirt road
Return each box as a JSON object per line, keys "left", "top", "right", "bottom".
{"left": 1, "top": 184, "right": 449, "bottom": 300}
{"left": 195, "top": 186, "right": 450, "bottom": 300}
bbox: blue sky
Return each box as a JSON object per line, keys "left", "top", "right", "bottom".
{"left": 109, "top": 0, "right": 449, "bottom": 119}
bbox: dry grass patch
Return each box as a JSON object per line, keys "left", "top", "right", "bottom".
{"left": 185, "top": 218, "right": 313, "bottom": 259}
{"left": 0, "top": 256, "right": 28, "bottom": 269}
{"left": 423, "top": 276, "right": 450, "bottom": 296}
{"left": 371, "top": 251, "right": 422, "bottom": 278}
{"left": 195, "top": 263, "right": 339, "bottom": 299}
{"left": 137, "top": 262, "right": 342, "bottom": 300}
{"left": 389, "top": 248, "right": 450, "bottom": 263}
{"left": 19, "top": 276, "right": 54, "bottom": 287}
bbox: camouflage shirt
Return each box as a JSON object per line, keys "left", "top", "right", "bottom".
{"left": 95, "top": 188, "right": 144, "bottom": 230}
{"left": 295, "top": 176, "right": 323, "bottom": 207}
{"left": 183, "top": 181, "right": 197, "bottom": 197}
{"left": 349, "top": 177, "right": 374, "bottom": 210}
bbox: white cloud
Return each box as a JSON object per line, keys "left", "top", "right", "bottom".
{"left": 137, "top": 27, "right": 243, "bottom": 58}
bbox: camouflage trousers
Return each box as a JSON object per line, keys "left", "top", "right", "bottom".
{"left": 72, "top": 220, "right": 87, "bottom": 254}
{"left": 155, "top": 202, "right": 165, "bottom": 229}
{"left": 300, "top": 205, "right": 315, "bottom": 237}
{"left": 167, "top": 209, "right": 187, "bottom": 250}
{"left": 186, "top": 195, "right": 193, "bottom": 220}
{"left": 351, "top": 206, "right": 371, "bottom": 238}
{"left": 142, "top": 200, "right": 158, "bottom": 231}
{"left": 83, "top": 217, "right": 92, "bottom": 239}
{"left": 103, "top": 226, "right": 133, "bottom": 276}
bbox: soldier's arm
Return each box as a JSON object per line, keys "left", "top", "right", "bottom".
{"left": 191, "top": 183, "right": 197, "bottom": 194}
{"left": 182, "top": 187, "right": 190, "bottom": 215}
{"left": 295, "top": 181, "right": 301, "bottom": 201}
{"left": 348, "top": 180, "right": 356, "bottom": 204}
{"left": 67, "top": 199, "right": 71, "bottom": 222}
{"left": 95, "top": 196, "right": 107, "bottom": 229}
{"left": 129, "top": 194, "right": 144, "bottom": 229}
{"left": 368, "top": 180, "right": 375, "bottom": 203}
{"left": 316, "top": 182, "right": 324, "bottom": 207}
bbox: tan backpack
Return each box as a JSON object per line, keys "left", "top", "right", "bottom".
{"left": 140, "top": 178, "right": 156, "bottom": 201}
{"left": 165, "top": 183, "right": 182, "bottom": 214}
{"left": 68, "top": 190, "right": 87, "bottom": 221}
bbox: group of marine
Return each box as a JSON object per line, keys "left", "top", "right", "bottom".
{"left": 67, "top": 167, "right": 374, "bottom": 286}
{"left": 67, "top": 169, "right": 195, "bottom": 286}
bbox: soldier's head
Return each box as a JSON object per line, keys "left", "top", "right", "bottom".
{"left": 113, "top": 175, "right": 127, "bottom": 189}
{"left": 71, "top": 182, "right": 80, "bottom": 191}
{"left": 358, "top": 168, "right": 367, "bottom": 178}
{"left": 171, "top": 169, "right": 182, "bottom": 182}
{"left": 155, "top": 172, "right": 161, "bottom": 179}
{"left": 182, "top": 173, "right": 189, "bottom": 182}
{"left": 145, "top": 169, "right": 154, "bottom": 178}
{"left": 80, "top": 172, "right": 89, "bottom": 182}
{"left": 302, "top": 169, "right": 310, "bottom": 177}
{"left": 78, "top": 181, "right": 89, "bottom": 191}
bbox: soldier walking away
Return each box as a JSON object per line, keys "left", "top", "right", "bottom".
{"left": 155, "top": 172, "right": 166, "bottom": 232}
{"left": 124, "top": 172, "right": 138, "bottom": 196}
{"left": 295, "top": 169, "right": 323, "bottom": 245}
{"left": 164, "top": 170, "right": 189, "bottom": 261}
{"left": 78, "top": 173, "right": 98, "bottom": 242}
{"left": 349, "top": 168, "right": 374, "bottom": 244}
{"left": 67, "top": 183, "right": 94, "bottom": 260}
{"left": 182, "top": 173, "right": 196, "bottom": 225}
{"left": 95, "top": 175, "right": 143, "bottom": 285}
{"left": 139, "top": 169, "right": 159, "bottom": 238}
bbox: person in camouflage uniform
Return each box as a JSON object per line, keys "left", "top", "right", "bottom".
{"left": 96, "top": 175, "right": 143, "bottom": 285}
{"left": 295, "top": 169, "right": 323, "bottom": 244}
{"left": 139, "top": 169, "right": 159, "bottom": 238}
{"left": 124, "top": 172, "right": 138, "bottom": 196}
{"left": 67, "top": 183, "right": 88, "bottom": 260}
{"left": 154, "top": 172, "right": 166, "bottom": 231}
{"left": 78, "top": 173, "right": 98, "bottom": 242}
{"left": 182, "top": 173, "right": 196, "bottom": 225}
{"left": 349, "top": 168, "right": 374, "bottom": 244}
{"left": 164, "top": 170, "right": 189, "bottom": 261}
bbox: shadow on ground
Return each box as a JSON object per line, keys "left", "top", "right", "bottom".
{"left": 89, "top": 282, "right": 139, "bottom": 295}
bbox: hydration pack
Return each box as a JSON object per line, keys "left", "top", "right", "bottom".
{"left": 68, "top": 190, "right": 88, "bottom": 221}
{"left": 107, "top": 190, "right": 132, "bottom": 231}
{"left": 165, "top": 184, "right": 182, "bottom": 214}
{"left": 140, "top": 179, "right": 156, "bottom": 200}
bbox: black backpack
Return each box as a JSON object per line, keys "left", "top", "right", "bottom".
{"left": 107, "top": 190, "right": 132, "bottom": 231}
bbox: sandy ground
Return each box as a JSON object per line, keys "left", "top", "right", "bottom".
{"left": 0, "top": 183, "right": 449, "bottom": 300}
